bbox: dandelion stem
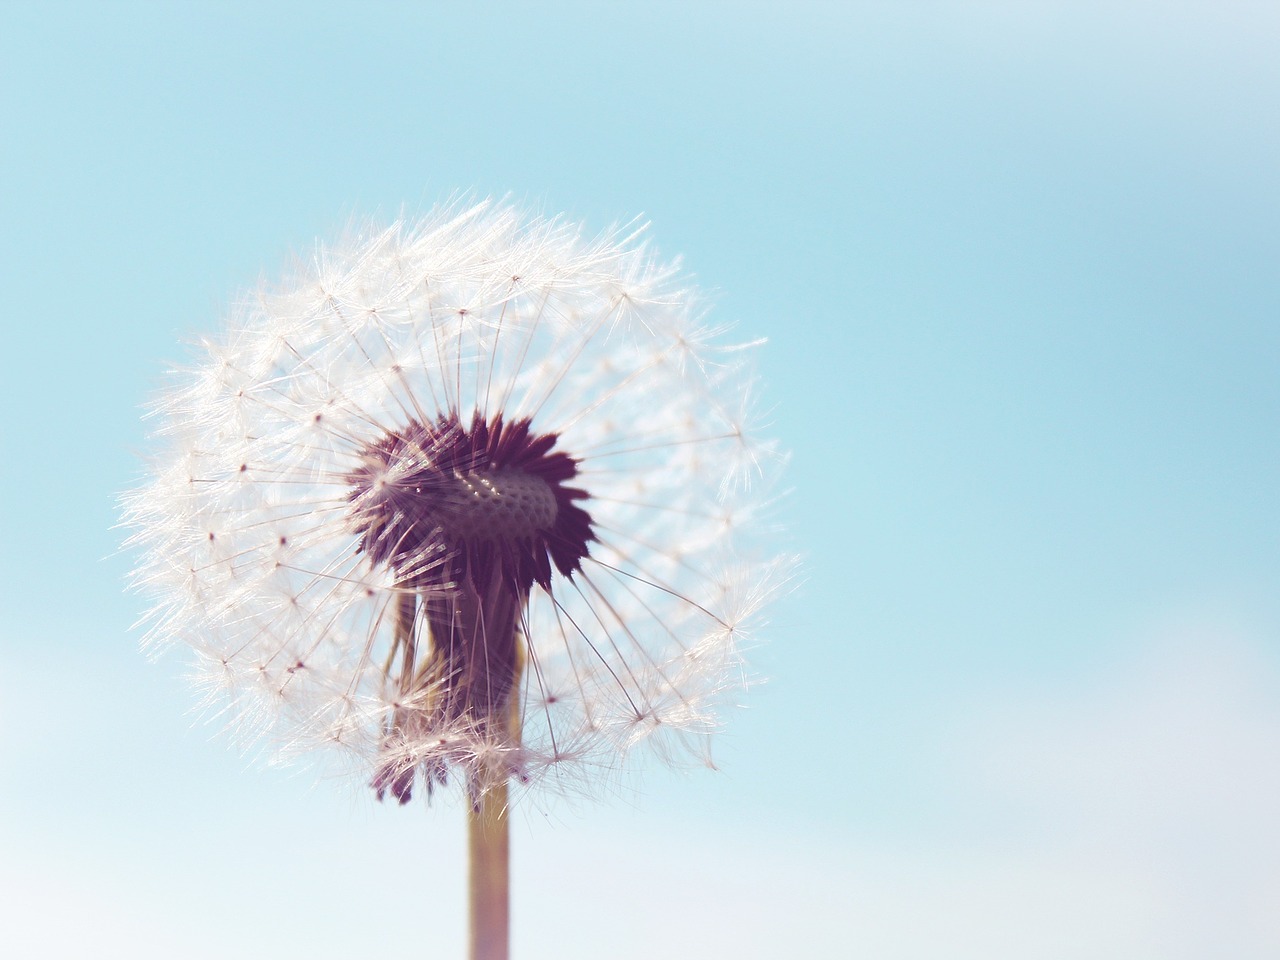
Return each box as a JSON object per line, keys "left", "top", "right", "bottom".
{"left": 468, "top": 620, "right": 523, "bottom": 960}
{"left": 468, "top": 776, "right": 510, "bottom": 960}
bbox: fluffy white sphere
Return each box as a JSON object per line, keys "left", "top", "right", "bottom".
{"left": 123, "top": 200, "right": 787, "bottom": 804}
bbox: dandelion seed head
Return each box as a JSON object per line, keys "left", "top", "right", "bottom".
{"left": 123, "top": 200, "right": 788, "bottom": 805}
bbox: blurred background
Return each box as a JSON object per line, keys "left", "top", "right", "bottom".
{"left": 2, "top": 2, "right": 1277, "bottom": 957}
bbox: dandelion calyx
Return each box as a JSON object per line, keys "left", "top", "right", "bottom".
{"left": 346, "top": 411, "right": 596, "bottom": 803}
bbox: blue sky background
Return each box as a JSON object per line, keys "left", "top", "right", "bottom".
{"left": 2, "top": 2, "right": 1278, "bottom": 957}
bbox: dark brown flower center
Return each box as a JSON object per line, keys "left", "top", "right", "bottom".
{"left": 346, "top": 411, "right": 595, "bottom": 594}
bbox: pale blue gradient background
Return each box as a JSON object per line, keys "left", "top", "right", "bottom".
{"left": 3, "top": 2, "right": 1278, "bottom": 957}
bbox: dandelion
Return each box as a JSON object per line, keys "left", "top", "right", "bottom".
{"left": 123, "top": 200, "right": 786, "bottom": 959}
